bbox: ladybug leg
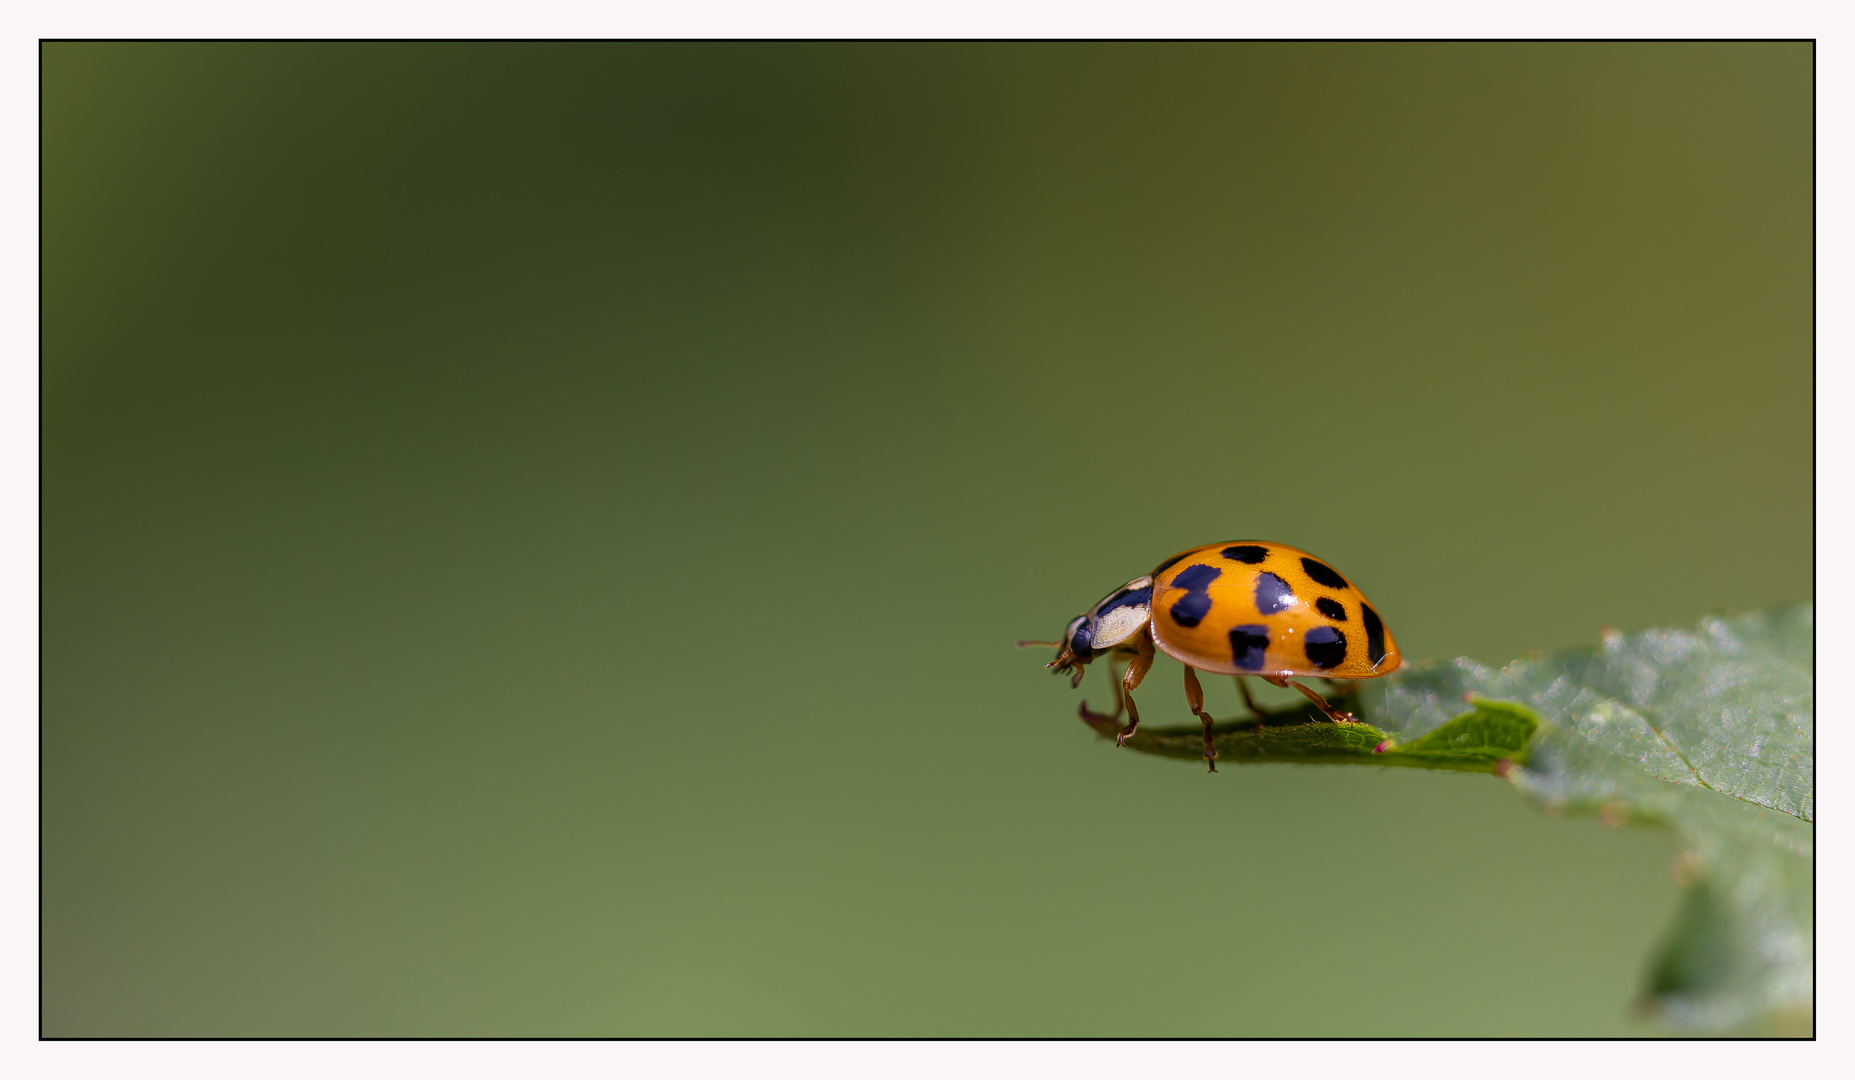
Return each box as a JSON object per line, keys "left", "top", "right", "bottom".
{"left": 1102, "top": 656, "right": 1126, "bottom": 720}
{"left": 1266, "top": 676, "right": 1357, "bottom": 725}
{"left": 1231, "top": 675, "right": 1263, "bottom": 719}
{"left": 1114, "top": 637, "right": 1153, "bottom": 747}
{"left": 1078, "top": 657, "right": 1126, "bottom": 723}
{"left": 1183, "top": 667, "right": 1216, "bottom": 772}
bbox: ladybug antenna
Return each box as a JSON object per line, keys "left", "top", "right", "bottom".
{"left": 1016, "top": 639, "right": 1060, "bottom": 649}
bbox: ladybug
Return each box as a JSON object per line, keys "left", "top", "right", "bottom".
{"left": 1020, "top": 542, "right": 1402, "bottom": 772}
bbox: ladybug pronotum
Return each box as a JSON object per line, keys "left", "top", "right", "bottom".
{"left": 1021, "top": 542, "right": 1402, "bottom": 772}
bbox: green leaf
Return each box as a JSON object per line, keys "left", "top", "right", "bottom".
{"left": 1079, "top": 694, "right": 1535, "bottom": 773}
{"left": 1379, "top": 698, "right": 1537, "bottom": 768}
{"left": 1080, "top": 707, "right": 1395, "bottom": 767}
{"left": 1088, "top": 602, "right": 1811, "bottom": 1033}
{"left": 1362, "top": 602, "right": 1813, "bottom": 1033}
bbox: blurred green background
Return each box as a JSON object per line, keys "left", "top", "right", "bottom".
{"left": 42, "top": 42, "right": 1811, "bottom": 1036}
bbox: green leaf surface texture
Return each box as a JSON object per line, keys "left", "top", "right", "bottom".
{"left": 1361, "top": 603, "right": 1813, "bottom": 1033}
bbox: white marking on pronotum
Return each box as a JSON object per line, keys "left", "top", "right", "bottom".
{"left": 1090, "top": 602, "right": 1151, "bottom": 649}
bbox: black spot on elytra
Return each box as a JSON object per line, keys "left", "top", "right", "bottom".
{"left": 1151, "top": 551, "right": 1191, "bottom": 576}
{"left": 1315, "top": 597, "right": 1348, "bottom": 621}
{"left": 1229, "top": 625, "right": 1270, "bottom": 671}
{"left": 1300, "top": 557, "right": 1349, "bottom": 589}
{"left": 1304, "top": 626, "right": 1347, "bottom": 669}
{"left": 1170, "top": 593, "right": 1211, "bottom": 627}
{"left": 1171, "top": 564, "right": 1222, "bottom": 591}
{"left": 1221, "top": 545, "right": 1268, "bottom": 564}
{"left": 1097, "top": 585, "right": 1152, "bottom": 615}
{"left": 1166, "top": 563, "right": 1222, "bottom": 628}
{"left": 1362, "top": 604, "right": 1387, "bottom": 666}
{"left": 1253, "top": 572, "right": 1295, "bottom": 615}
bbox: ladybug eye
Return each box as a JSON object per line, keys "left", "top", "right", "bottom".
{"left": 1066, "top": 617, "right": 1094, "bottom": 655}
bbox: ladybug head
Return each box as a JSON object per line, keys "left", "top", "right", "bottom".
{"left": 1047, "top": 615, "right": 1096, "bottom": 688}
{"left": 1025, "top": 575, "right": 1154, "bottom": 687}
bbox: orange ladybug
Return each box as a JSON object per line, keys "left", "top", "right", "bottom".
{"left": 1022, "top": 542, "right": 1402, "bottom": 771}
